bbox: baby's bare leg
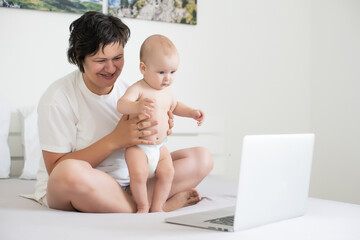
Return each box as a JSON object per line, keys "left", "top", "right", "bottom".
{"left": 125, "top": 146, "right": 149, "bottom": 213}
{"left": 150, "top": 146, "right": 174, "bottom": 212}
{"left": 145, "top": 147, "right": 213, "bottom": 212}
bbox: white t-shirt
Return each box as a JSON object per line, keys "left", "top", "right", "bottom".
{"left": 34, "top": 70, "right": 130, "bottom": 201}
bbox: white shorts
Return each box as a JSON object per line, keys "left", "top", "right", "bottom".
{"left": 39, "top": 195, "right": 49, "bottom": 207}
{"left": 20, "top": 193, "right": 49, "bottom": 208}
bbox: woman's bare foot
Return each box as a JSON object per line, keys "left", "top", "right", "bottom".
{"left": 163, "top": 189, "right": 201, "bottom": 212}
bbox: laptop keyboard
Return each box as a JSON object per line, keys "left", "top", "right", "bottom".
{"left": 205, "top": 215, "right": 234, "bottom": 226}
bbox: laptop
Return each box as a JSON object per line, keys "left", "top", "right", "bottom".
{"left": 165, "top": 134, "right": 315, "bottom": 232}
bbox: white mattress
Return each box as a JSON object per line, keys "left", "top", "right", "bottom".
{"left": 1, "top": 175, "right": 360, "bottom": 240}
{"left": 0, "top": 175, "right": 238, "bottom": 240}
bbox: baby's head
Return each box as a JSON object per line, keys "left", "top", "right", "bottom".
{"left": 139, "top": 35, "right": 179, "bottom": 90}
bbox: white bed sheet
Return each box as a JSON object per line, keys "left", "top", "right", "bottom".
{"left": 0, "top": 175, "right": 237, "bottom": 240}
{"left": 1, "top": 175, "right": 360, "bottom": 240}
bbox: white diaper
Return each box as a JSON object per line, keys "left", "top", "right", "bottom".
{"left": 137, "top": 139, "right": 167, "bottom": 178}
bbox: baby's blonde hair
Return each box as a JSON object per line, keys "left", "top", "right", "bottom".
{"left": 140, "top": 34, "right": 178, "bottom": 64}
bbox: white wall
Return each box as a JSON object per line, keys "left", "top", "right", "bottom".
{"left": 309, "top": 0, "right": 360, "bottom": 204}
{"left": 0, "top": 10, "right": 78, "bottom": 107}
{"left": 1, "top": 0, "right": 359, "bottom": 204}
{"left": 219, "top": 0, "right": 312, "bottom": 180}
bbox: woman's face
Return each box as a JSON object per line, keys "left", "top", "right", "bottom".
{"left": 82, "top": 42, "right": 124, "bottom": 95}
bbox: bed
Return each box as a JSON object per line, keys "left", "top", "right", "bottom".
{"left": 0, "top": 175, "right": 238, "bottom": 240}
{"left": 1, "top": 102, "right": 360, "bottom": 240}
{"left": 1, "top": 176, "right": 360, "bottom": 240}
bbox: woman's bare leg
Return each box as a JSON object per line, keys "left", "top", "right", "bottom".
{"left": 47, "top": 147, "right": 213, "bottom": 213}
{"left": 47, "top": 159, "right": 136, "bottom": 213}
{"left": 170, "top": 147, "right": 213, "bottom": 196}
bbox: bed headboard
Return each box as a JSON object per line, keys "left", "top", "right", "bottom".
{"left": 8, "top": 111, "right": 225, "bottom": 177}
{"left": 8, "top": 112, "right": 23, "bottom": 176}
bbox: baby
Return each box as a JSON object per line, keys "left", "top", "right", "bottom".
{"left": 117, "top": 34, "right": 204, "bottom": 213}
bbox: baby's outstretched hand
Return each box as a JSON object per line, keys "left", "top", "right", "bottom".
{"left": 137, "top": 98, "right": 155, "bottom": 114}
{"left": 192, "top": 109, "right": 205, "bottom": 126}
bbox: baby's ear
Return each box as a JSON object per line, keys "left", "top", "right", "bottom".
{"left": 139, "top": 62, "right": 146, "bottom": 74}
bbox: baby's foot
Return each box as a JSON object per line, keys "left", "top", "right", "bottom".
{"left": 163, "top": 189, "right": 201, "bottom": 212}
{"left": 136, "top": 206, "right": 149, "bottom": 214}
{"left": 149, "top": 206, "right": 164, "bottom": 213}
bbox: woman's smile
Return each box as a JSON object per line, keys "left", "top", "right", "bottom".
{"left": 99, "top": 72, "right": 116, "bottom": 80}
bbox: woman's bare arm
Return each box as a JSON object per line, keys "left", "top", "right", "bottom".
{"left": 43, "top": 113, "right": 158, "bottom": 175}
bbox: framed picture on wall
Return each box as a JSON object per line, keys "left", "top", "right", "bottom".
{"left": 108, "top": 0, "right": 197, "bottom": 25}
{"left": 1, "top": 0, "right": 197, "bottom": 25}
{"left": 0, "top": 0, "right": 103, "bottom": 14}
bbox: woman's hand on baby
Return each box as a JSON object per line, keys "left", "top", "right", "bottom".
{"left": 110, "top": 113, "right": 158, "bottom": 149}
{"left": 192, "top": 109, "right": 205, "bottom": 126}
{"left": 137, "top": 98, "right": 155, "bottom": 114}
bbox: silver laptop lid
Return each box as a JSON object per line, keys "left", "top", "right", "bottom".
{"left": 234, "top": 134, "right": 315, "bottom": 231}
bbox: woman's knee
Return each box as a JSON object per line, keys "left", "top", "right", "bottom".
{"left": 193, "top": 147, "right": 214, "bottom": 174}
{"left": 48, "top": 159, "right": 94, "bottom": 193}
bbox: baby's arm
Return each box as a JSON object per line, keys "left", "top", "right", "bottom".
{"left": 117, "top": 84, "right": 155, "bottom": 115}
{"left": 172, "top": 101, "right": 205, "bottom": 126}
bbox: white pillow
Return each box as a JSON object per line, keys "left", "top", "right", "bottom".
{"left": 19, "top": 105, "right": 41, "bottom": 180}
{"left": 0, "top": 100, "right": 11, "bottom": 178}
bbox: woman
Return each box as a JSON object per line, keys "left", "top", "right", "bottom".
{"left": 34, "top": 11, "right": 213, "bottom": 213}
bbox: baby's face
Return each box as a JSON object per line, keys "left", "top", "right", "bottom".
{"left": 142, "top": 52, "right": 179, "bottom": 90}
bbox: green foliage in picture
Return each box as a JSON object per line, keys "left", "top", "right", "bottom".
{"left": 109, "top": 0, "right": 197, "bottom": 25}
{"left": 1, "top": 0, "right": 102, "bottom": 14}
{"left": 2, "top": 0, "right": 197, "bottom": 25}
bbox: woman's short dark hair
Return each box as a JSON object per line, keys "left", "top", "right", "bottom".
{"left": 67, "top": 11, "right": 130, "bottom": 72}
